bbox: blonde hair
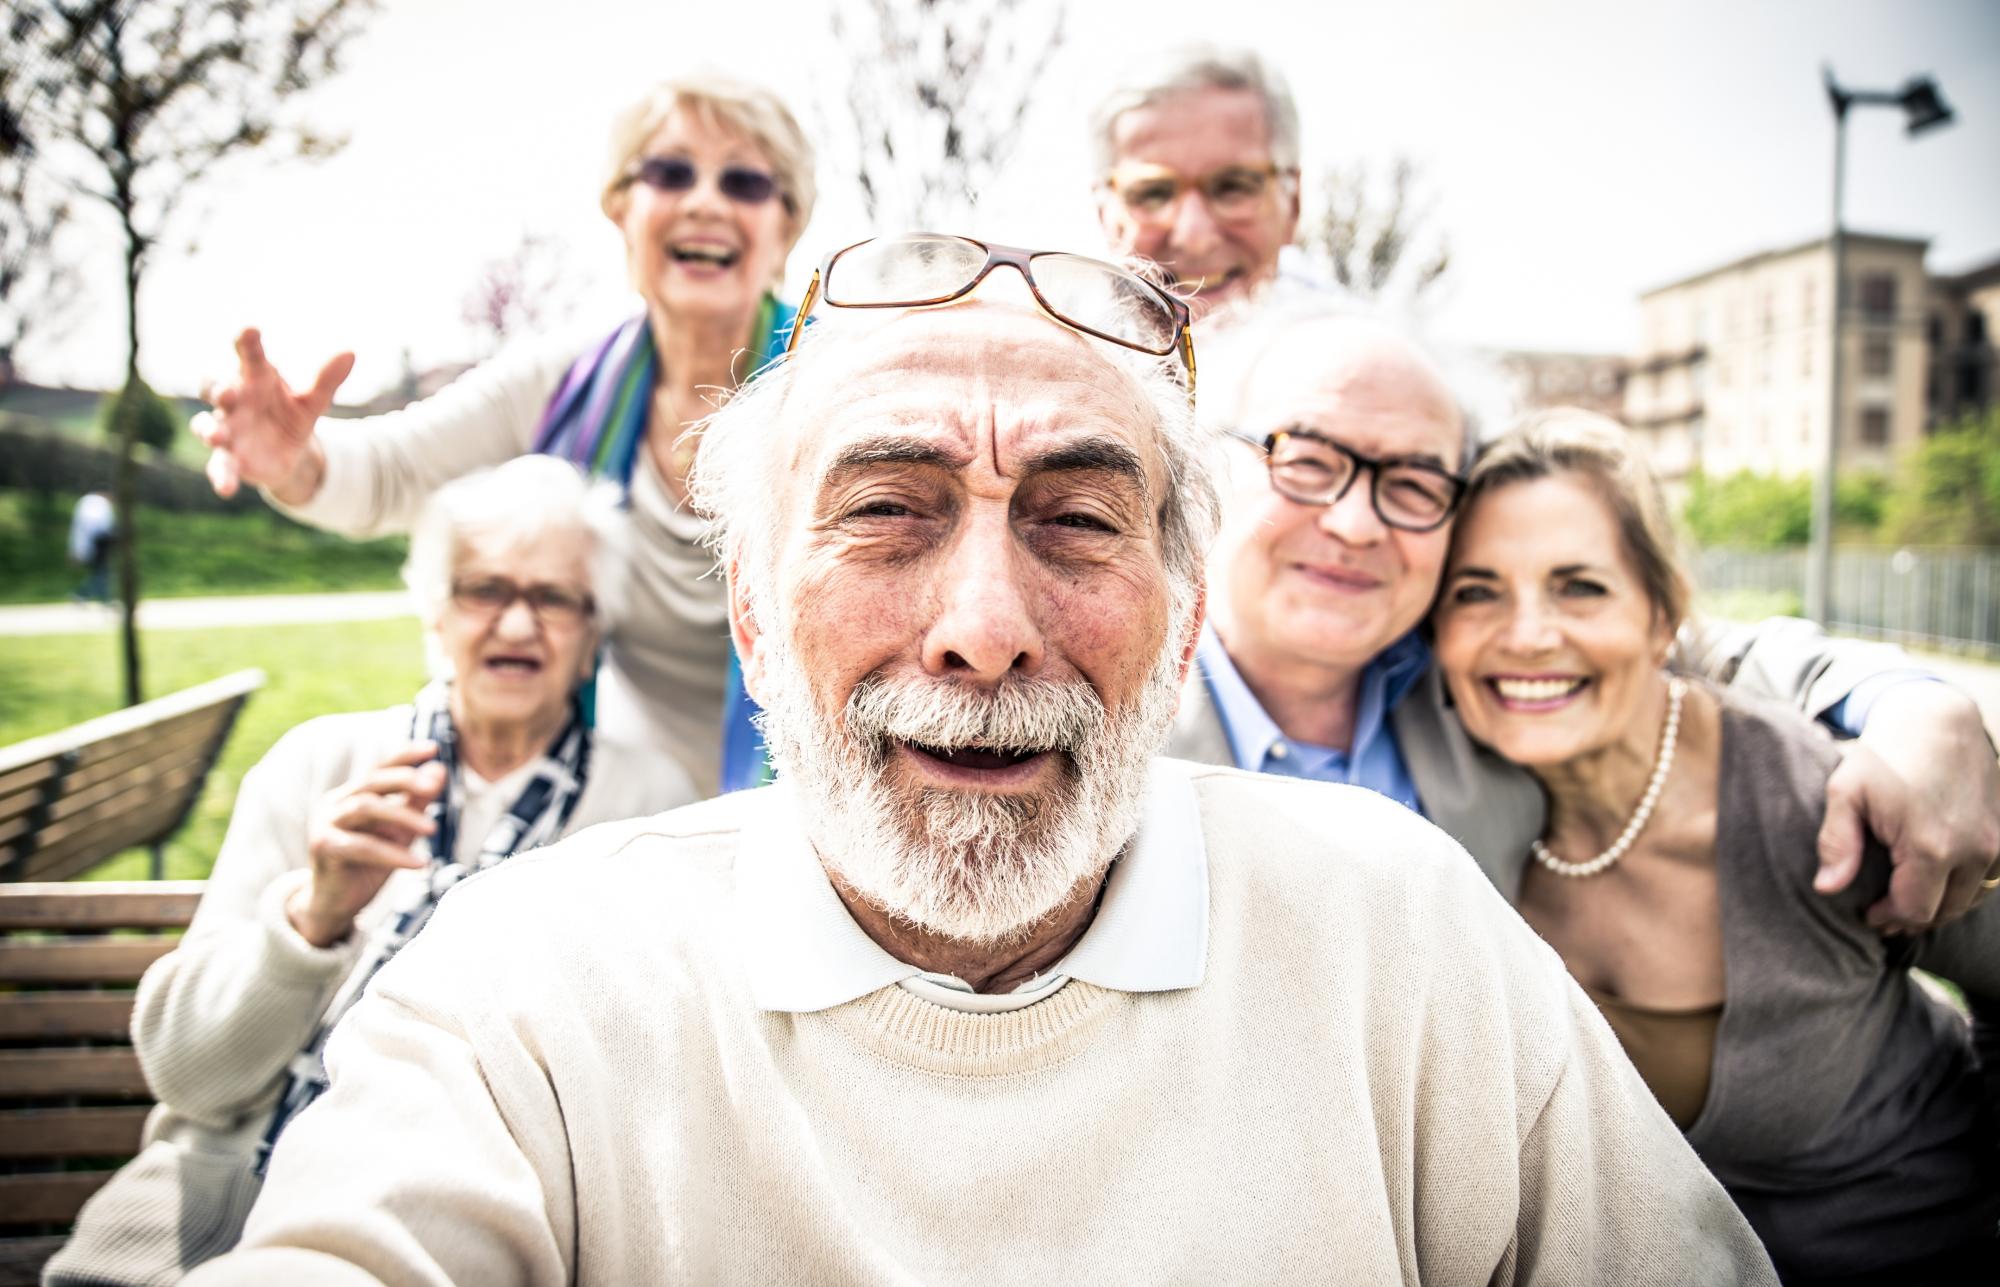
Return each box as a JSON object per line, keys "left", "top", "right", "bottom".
{"left": 1461, "top": 408, "right": 1692, "bottom": 631}
{"left": 599, "top": 71, "right": 818, "bottom": 275}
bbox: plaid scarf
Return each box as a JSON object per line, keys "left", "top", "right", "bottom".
{"left": 530, "top": 298, "right": 794, "bottom": 793}
{"left": 255, "top": 684, "right": 592, "bottom": 1172}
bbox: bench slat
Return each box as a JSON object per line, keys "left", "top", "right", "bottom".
{"left": 0, "top": 1106, "right": 152, "bottom": 1159}
{"left": 0, "top": 716, "right": 232, "bottom": 832}
{"left": 0, "top": 670, "right": 264, "bottom": 778}
{"left": 0, "top": 882, "right": 203, "bottom": 932}
{"left": 0, "top": 1237, "right": 71, "bottom": 1287}
{"left": 0, "top": 710, "right": 230, "bottom": 829}
{"left": 0, "top": 1049, "right": 150, "bottom": 1098}
{"left": 0, "top": 992, "right": 138, "bottom": 1040}
{"left": 0, "top": 939, "right": 175, "bottom": 986}
{"left": 13, "top": 764, "right": 204, "bottom": 855}
{"left": 0, "top": 1172, "right": 115, "bottom": 1228}
{"left": 8, "top": 794, "right": 193, "bottom": 883}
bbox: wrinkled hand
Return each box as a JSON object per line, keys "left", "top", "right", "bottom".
{"left": 288, "top": 743, "right": 445, "bottom": 948}
{"left": 193, "top": 327, "right": 355, "bottom": 503}
{"left": 1815, "top": 686, "right": 2000, "bottom": 934}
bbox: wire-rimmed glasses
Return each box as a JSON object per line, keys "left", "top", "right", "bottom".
{"left": 786, "top": 233, "right": 1196, "bottom": 400}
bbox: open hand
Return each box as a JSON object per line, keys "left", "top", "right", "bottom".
{"left": 289, "top": 743, "right": 446, "bottom": 948}
{"left": 193, "top": 327, "right": 355, "bottom": 503}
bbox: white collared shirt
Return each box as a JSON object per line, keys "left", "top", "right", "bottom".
{"left": 731, "top": 761, "right": 1209, "bottom": 1014}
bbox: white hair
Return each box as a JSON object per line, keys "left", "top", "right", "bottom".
{"left": 1089, "top": 43, "right": 1302, "bottom": 177}
{"left": 1195, "top": 293, "right": 1514, "bottom": 472}
{"left": 688, "top": 301, "right": 1221, "bottom": 647}
{"left": 402, "top": 455, "right": 631, "bottom": 642}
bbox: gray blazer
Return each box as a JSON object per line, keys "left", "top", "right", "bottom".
{"left": 1167, "top": 616, "right": 1924, "bottom": 886}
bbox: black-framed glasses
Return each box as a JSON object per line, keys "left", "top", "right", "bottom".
{"left": 1232, "top": 427, "right": 1466, "bottom": 532}
{"left": 787, "top": 233, "right": 1196, "bottom": 401}
{"left": 449, "top": 577, "right": 596, "bottom": 626}
{"left": 1104, "top": 162, "right": 1291, "bottom": 222}
{"left": 622, "top": 156, "right": 781, "bottom": 206}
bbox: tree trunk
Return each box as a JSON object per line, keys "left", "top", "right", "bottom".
{"left": 117, "top": 216, "right": 143, "bottom": 708}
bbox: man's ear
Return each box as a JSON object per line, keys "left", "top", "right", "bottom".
{"left": 728, "top": 559, "right": 768, "bottom": 706}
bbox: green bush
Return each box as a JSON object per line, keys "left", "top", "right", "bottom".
{"left": 1681, "top": 468, "right": 1889, "bottom": 548}
{"left": 1883, "top": 408, "right": 2000, "bottom": 546}
{"left": 101, "top": 377, "right": 182, "bottom": 454}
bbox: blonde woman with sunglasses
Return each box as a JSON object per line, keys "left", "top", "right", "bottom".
{"left": 192, "top": 72, "right": 816, "bottom": 799}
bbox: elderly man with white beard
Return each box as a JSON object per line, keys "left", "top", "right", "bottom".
{"left": 188, "top": 235, "right": 1777, "bottom": 1287}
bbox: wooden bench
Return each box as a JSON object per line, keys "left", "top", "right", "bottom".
{"left": 0, "top": 670, "right": 263, "bottom": 883}
{"left": 0, "top": 880, "right": 204, "bottom": 1284}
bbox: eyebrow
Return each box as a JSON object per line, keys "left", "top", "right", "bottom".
{"left": 1448, "top": 563, "right": 1609, "bottom": 581}
{"left": 818, "top": 431, "right": 1149, "bottom": 495}
{"left": 1020, "top": 436, "right": 1150, "bottom": 497}
{"left": 819, "top": 433, "right": 973, "bottom": 487}
{"left": 1278, "top": 427, "right": 1454, "bottom": 473}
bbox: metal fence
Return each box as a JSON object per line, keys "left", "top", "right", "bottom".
{"left": 1694, "top": 546, "right": 2000, "bottom": 658}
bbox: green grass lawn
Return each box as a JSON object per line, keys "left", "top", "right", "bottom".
{"left": 0, "top": 618, "right": 428, "bottom": 880}
{"left": 0, "top": 489, "right": 409, "bottom": 604}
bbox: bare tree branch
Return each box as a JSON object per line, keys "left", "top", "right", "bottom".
{"left": 819, "top": 0, "right": 1066, "bottom": 232}
{"left": 1301, "top": 156, "right": 1452, "bottom": 306}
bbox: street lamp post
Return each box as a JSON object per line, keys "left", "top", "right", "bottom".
{"left": 1809, "top": 67, "right": 1953, "bottom": 625}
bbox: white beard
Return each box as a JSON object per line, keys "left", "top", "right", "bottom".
{"left": 756, "top": 635, "right": 1184, "bottom": 948}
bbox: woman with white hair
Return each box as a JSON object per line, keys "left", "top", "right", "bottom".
{"left": 46, "top": 456, "right": 695, "bottom": 1286}
{"left": 191, "top": 71, "right": 818, "bottom": 796}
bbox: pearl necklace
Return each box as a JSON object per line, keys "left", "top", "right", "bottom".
{"left": 1530, "top": 676, "right": 1686, "bottom": 880}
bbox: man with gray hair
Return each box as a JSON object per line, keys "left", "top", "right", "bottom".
{"left": 1090, "top": 43, "right": 1305, "bottom": 322}
{"left": 188, "top": 237, "right": 1776, "bottom": 1284}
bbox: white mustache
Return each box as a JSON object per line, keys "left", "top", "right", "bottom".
{"left": 844, "top": 673, "right": 1106, "bottom": 760}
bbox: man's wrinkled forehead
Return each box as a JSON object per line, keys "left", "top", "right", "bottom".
{"left": 779, "top": 304, "right": 1161, "bottom": 480}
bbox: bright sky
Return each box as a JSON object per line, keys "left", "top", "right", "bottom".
{"left": 19, "top": 0, "right": 2000, "bottom": 402}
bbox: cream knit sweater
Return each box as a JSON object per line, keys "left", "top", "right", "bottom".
{"left": 189, "top": 764, "right": 1775, "bottom": 1286}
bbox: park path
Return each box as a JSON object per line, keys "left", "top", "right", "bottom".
{"left": 0, "top": 590, "right": 413, "bottom": 637}
{"left": 2, "top": 592, "right": 1996, "bottom": 740}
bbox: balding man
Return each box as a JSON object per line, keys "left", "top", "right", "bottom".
{"left": 188, "top": 236, "right": 1775, "bottom": 1285}
{"left": 1172, "top": 298, "right": 2000, "bottom": 920}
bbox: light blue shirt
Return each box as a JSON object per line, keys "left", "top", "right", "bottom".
{"left": 1194, "top": 625, "right": 1429, "bottom": 815}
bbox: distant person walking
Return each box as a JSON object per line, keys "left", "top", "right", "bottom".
{"left": 68, "top": 490, "right": 115, "bottom": 602}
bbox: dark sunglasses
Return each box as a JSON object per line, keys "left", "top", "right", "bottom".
{"left": 625, "top": 156, "right": 781, "bottom": 206}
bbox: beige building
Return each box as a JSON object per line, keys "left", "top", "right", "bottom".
{"left": 1623, "top": 232, "right": 1949, "bottom": 487}
{"left": 1928, "top": 257, "right": 2000, "bottom": 427}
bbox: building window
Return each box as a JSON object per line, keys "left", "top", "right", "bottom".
{"left": 1858, "top": 273, "right": 1897, "bottom": 322}
{"left": 1800, "top": 339, "right": 1814, "bottom": 378}
{"left": 1928, "top": 312, "right": 1945, "bottom": 344}
{"left": 1959, "top": 364, "right": 1984, "bottom": 403}
{"left": 1859, "top": 406, "right": 1891, "bottom": 446}
{"left": 1862, "top": 338, "right": 1893, "bottom": 379}
{"left": 1971, "top": 313, "right": 1989, "bottom": 345}
{"left": 1802, "top": 279, "right": 1817, "bottom": 324}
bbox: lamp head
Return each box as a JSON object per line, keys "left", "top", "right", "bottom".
{"left": 1897, "top": 77, "right": 1953, "bottom": 135}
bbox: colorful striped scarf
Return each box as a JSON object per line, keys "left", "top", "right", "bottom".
{"left": 532, "top": 294, "right": 795, "bottom": 793}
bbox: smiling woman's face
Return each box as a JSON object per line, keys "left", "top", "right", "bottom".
{"left": 1431, "top": 471, "right": 1673, "bottom": 768}
{"left": 610, "top": 106, "right": 793, "bottom": 327}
